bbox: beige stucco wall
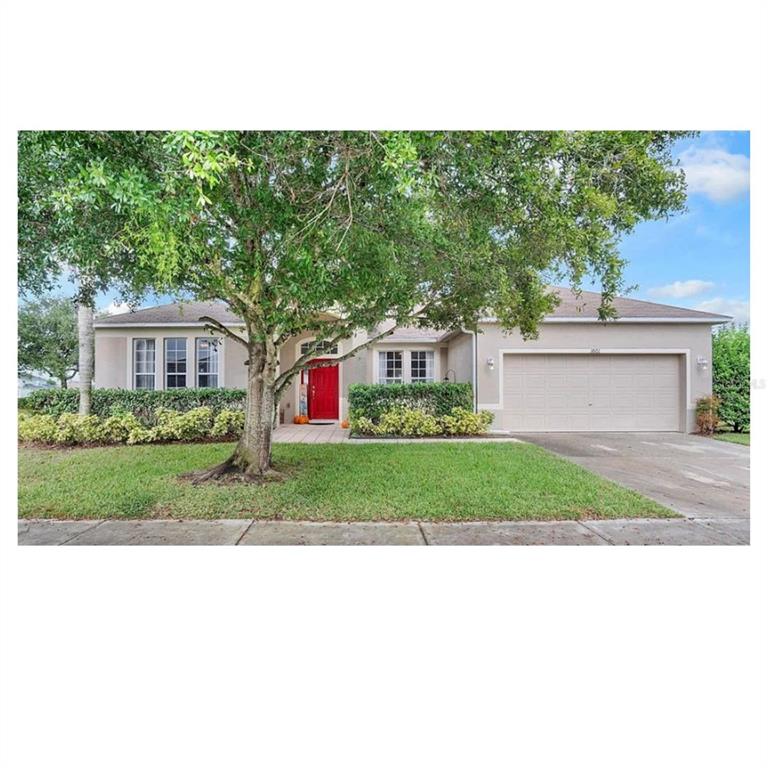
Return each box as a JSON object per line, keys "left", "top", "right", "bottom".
{"left": 276, "top": 329, "right": 369, "bottom": 422}
{"left": 476, "top": 322, "right": 713, "bottom": 432}
{"left": 96, "top": 324, "right": 369, "bottom": 421}
{"left": 95, "top": 319, "right": 713, "bottom": 431}
{"left": 94, "top": 335, "right": 127, "bottom": 388}
{"left": 94, "top": 326, "right": 246, "bottom": 390}
{"left": 446, "top": 333, "right": 473, "bottom": 384}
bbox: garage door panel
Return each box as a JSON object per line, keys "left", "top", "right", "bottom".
{"left": 502, "top": 353, "right": 681, "bottom": 432}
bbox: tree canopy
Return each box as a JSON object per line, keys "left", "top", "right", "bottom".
{"left": 18, "top": 296, "right": 78, "bottom": 388}
{"left": 56, "top": 131, "right": 691, "bottom": 334}
{"left": 713, "top": 324, "right": 750, "bottom": 433}
{"left": 31, "top": 130, "right": 692, "bottom": 476}
{"left": 18, "top": 131, "right": 147, "bottom": 302}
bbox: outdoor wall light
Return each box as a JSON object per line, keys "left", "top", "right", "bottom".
{"left": 486, "top": 357, "right": 495, "bottom": 370}
{"left": 697, "top": 356, "right": 709, "bottom": 370}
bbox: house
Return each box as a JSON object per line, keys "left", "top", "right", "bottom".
{"left": 18, "top": 371, "right": 58, "bottom": 398}
{"left": 93, "top": 288, "right": 731, "bottom": 432}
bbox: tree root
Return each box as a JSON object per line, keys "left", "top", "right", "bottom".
{"left": 181, "top": 455, "right": 285, "bottom": 485}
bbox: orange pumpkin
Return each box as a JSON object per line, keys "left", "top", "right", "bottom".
{"left": 298, "top": 415, "right": 310, "bottom": 424}
{"left": 340, "top": 419, "right": 350, "bottom": 429}
{"left": 293, "top": 415, "right": 302, "bottom": 425}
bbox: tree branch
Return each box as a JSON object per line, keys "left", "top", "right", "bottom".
{"left": 274, "top": 323, "right": 398, "bottom": 394}
{"left": 198, "top": 315, "right": 249, "bottom": 348}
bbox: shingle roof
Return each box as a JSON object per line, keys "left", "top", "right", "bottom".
{"left": 95, "top": 289, "right": 731, "bottom": 330}
{"left": 544, "top": 287, "right": 731, "bottom": 320}
{"left": 95, "top": 301, "right": 242, "bottom": 326}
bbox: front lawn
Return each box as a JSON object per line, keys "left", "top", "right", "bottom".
{"left": 714, "top": 432, "right": 750, "bottom": 446}
{"left": 18, "top": 442, "right": 674, "bottom": 521}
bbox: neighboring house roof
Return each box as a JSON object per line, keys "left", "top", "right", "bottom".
{"left": 18, "top": 372, "right": 58, "bottom": 398}
{"left": 94, "top": 288, "right": 731, "bottom": 332}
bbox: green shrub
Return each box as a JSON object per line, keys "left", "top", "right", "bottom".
{"left": 441, "top": 407, "right": 494, "bottom": 435}
{"left": 101, "top": 413, "right": 141, "bottom": 443}
{"left": 349, "top": 415, "right": 378, "bottom": 435}
{"left": 350, "top": 406, "right": 493, "bottom": 437}
{"left": 18, "top": 408, "right": 244, "bottom": 446}
{"left": 18, "top": 413, "right": 59, "bottom": 443}
{"left": 211, "top": 409, "right": 245, "bottom": 437}
{"left": 18, "top": 387, "right": 246, "bottom": 421}
{"left": 712, "top": 325, "right": 750, "bottom": 433}
{"left": 349, "top": 382, "right": 473, "bottom": 421}
{"left": 377, "top": 406, "right": 443, "bottom": 437}
{"left": 54, "top": 413, "right": 105, "bottom": 444}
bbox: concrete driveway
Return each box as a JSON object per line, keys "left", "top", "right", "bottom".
{"left": 512, "top": 432, "right": 749, "bottom": 525}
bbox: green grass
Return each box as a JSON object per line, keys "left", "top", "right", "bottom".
{"left": 18, "top": 442, "right": 675, "bottom": 521}
{"left": 714, "top": 432, "right": 750, "bottom": 446}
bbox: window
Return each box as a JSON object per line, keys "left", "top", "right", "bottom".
{"left": 300, "top": 340, "right": 339, "bottom": 356}
{"left": 164, "top": 338, "right": 187, "bottom": 389}
{"left": 378, "top": 351, "right": 403, "bottom": 384}
{"left": 410, "top": 350, "right": 435, "bottom": 383}
{"left": 196, "top": 338, "right": 220, "bottom": 388}
{"left": 133, "top": 339, "right": 156, "bottom": 390}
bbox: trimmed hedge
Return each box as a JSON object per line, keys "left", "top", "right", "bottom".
{"left": 18, "top": 387, "right": 246, "bottom": 420}
{"left": 348, "top": 382, "right": 473, "bottom": 421}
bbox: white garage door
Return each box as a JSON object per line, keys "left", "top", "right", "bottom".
{"left": 501, "top": 353, "right": 682, "bottom": 432}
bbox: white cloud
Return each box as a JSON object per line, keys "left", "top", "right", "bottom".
{"left": 679, "top": 148, "right": 749, "bottom": 202}
{"left": 99, "top": 300, "right": 132, "bottom": 315}
{"left": 648, "top": 279, "right": 715, "bottom": 299}
{"left": 694, "top": 297, "right": 749, "bottom": 324}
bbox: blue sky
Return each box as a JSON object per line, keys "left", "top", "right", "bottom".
{"left": 608, "top": 130, "right": 750, "bottom": 322}
{"left": 91, "top": 131, "right": 750, "bottom": 323}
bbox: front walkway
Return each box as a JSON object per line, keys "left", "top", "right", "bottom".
{"left": 273, "top": 422, "right": 349, "bottom": 443}
{"left": 18, "top": 518, "right": 748, "bottom": 545}
{"left": 272, "top": 422, "right": 522, "bottom": 444}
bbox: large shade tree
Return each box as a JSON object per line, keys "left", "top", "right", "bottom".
{"left": 56, "top": 130, "right": 691, "bottom": 478}
{"left": 18, "top": 132, "right": 148, "bottom": 413}
{"left": 18, "top": 296, "right": 78, "bottom": 388}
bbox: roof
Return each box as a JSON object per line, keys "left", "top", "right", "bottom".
{"left": 94, "top": 289, "right": 731, "bottom": 331}
{"left": 95, "top": 301, "right": 242, "bottom": 327}
{"left": 541, "top": 287, "right": 732, "bottom": 321}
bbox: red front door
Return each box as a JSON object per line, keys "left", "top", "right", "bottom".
{"left": 308, "top": 360, "right": 339, "bottom": 420}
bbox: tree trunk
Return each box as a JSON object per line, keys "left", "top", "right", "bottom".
{"left": 77, "top": 301, "right": 94, "bottom": 416}
{"left": 191, "top": 343, "right": 278, "bottom": 482}
{"left": 60, "top": 377, "right": 68, "bottom": 389}
{"left": 232, "top": 367, "right": 275, "bottom": 476}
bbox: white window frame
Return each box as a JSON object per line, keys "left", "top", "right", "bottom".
{"left": 378, "top": 350, "right": 404, "bottom": 384}
{"left": 133, "top": 338, "right": 156, "bottom": 390}
{"left": 195, "top": 337, "right": 221, "bottom": 388}
{"left": 410, "top": 350, "right": 435, "bottom": 383}
{"left": 374, "top": 348, "right": 440, "bottom": 385}
{"left": 300, "top": 340, "right": 339, "bottom": 356}
{"left": 164, "top": 337, "right": 188, "bottom": 389}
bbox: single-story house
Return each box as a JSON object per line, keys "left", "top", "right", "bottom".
{"left": 94, "top": 287, "right": 731, "bottom": 432}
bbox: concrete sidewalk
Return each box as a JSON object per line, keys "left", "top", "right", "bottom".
{"left": 18, "top": 517, "right": 749, "bottom": 545}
